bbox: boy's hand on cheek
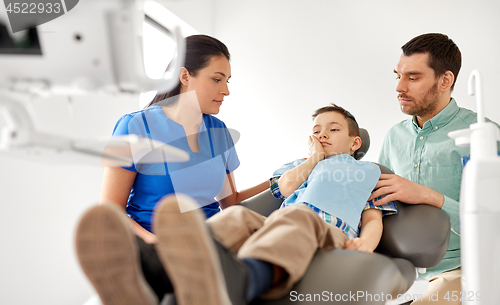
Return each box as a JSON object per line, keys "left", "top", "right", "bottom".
{"left": 344, "top": 238, "right": 374, "bottom": 253}
{"left": 308, "top": 135, "right": 325, "bottom": 161}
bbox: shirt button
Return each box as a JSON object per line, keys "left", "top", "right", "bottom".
{"left": 414, "top": 163, "right": 418, "bottom": 168}
{"left": 419, "top": 136, "right": 424, "bottom": 140}
{"left": 435, "top": 126, "right": 439, "bottom": 130}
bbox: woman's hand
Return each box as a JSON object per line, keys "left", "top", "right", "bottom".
{"left": 308, "top": 135, "right": 325, "bottom": 161}
{"left": 100, "top": 167, "right": 158, "bottom": 243}
{"left": 216, "top": 173, "right": 270, "bottom": 209}
{"left": 141, "top": 232, "right": 158, "bottom": 244}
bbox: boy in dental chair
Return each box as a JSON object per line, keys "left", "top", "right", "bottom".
{"left": 157, "top": 105, "right": 397, "bottom": 304}
{"left": 77, "top": 104, "right": 397, "bottom": 305}
{"left": 269, "top": 103, "right": 398, "bottom": 247}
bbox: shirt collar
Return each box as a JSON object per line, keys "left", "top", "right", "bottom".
{"left": 324, "top": 153, "right": 355, "bottom": 162}
{"left": 412, "top": 98, "right": 460, "bottom": 131}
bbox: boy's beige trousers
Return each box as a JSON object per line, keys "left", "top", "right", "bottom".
{"left": 206, "top": 204, "right": 348, "bottom": 299}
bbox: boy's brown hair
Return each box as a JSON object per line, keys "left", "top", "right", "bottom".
{"left": 312, "top": 104, "right": 360, "bottom": 137}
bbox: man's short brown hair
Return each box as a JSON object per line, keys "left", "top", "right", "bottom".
{"left": 402, "top": 33, "right": 462, "bottom": 91}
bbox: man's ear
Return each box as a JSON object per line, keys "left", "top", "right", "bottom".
{"left": 351, "top": 136, "right": 362, "bottom": 152}
{"left": 179, "top": 67, "right": 190, "bottom": 86}
{"left": 440, "top": 71, "right": 455, "bottom": 92}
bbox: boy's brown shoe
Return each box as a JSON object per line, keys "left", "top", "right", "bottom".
{"left": 75, "top": 204, "right": 158, "bottom": 305}
{"left": 153, "top": 194, "right": 247, "bottom": 305}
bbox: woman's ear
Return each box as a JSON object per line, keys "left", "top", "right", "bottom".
{"left": 351, "top": 136, "right": 362, "bottom": 152}
{"left": 179, "top": 67, "right": 190, "bottom": 87}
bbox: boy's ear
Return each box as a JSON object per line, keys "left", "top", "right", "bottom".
{"left": 351, "top": 136, "right": 362, "bottom": 153}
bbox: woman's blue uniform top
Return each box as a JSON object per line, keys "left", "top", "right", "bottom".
{"left": 112, "top": 105, "right": 240, "bottom": 232}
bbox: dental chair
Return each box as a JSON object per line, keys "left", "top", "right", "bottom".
{"left": 82, "top": 129, "right": 450, "bottom": 305}
{"left": 159, "top": 128, "right": 451, "bottom": 305}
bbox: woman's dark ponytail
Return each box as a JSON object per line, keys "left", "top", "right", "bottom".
{"left": 145, "top": 34, "right": 230, "bottom": 108}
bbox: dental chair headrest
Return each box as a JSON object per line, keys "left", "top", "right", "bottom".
{"left": 353, "top": 128, "right": 370, "bottom": 160}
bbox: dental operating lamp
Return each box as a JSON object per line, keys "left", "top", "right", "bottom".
{"left": 0, "top": 0, "right": 189, "bottom": 166}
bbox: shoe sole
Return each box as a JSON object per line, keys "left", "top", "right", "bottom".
{"left": 153, "top": 194, "right": 231, "bottom": 305}
{"left": 75, "top": 204, "right": 158, "bottom": 305}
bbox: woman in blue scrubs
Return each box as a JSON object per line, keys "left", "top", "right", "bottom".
{"left": 76, "top": 35, "right": 270, "bottom": 304}
{"left": 100, "top": 34, "right": 269, "bottom": 243}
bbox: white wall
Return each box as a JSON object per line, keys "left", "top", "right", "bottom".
{"left": 208, "top": 0, "right": 500, "bottom": 189}
{"left": 159, "top": 0, "right": 216, "bottom": 35}
{"left": 2, "top": 1, "right": 500, "bottom": 304}
{"left": 0, "top": 95, "right": 140, "bottom": 305}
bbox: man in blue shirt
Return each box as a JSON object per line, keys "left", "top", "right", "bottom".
{"left": 370, "top": 33, "right": 500, "bottom": 304}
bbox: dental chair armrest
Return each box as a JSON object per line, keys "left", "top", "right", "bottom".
{"left": 240, "top": 189, "right": 451, "bottom": 268}
{"left": 239, "top": 170, "right": 451, "bottom": 269}
{"left": 374, "top": 163, "right": 451, "bottom": 268}
{"left": 239, "top": 190, "right": 283, "bottom": 217}
{"left": 375, "top": 201, "right": 451, "bottom": 268}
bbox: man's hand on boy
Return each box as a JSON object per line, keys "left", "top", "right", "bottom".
{"left": 369, "top": 174, "right": 444, "bottom": 208}
{"left": 344, "top": 238, "right": 374, "bottom": 253}
{"left": 308, "top": 135, "right": 325, "bottom": 161}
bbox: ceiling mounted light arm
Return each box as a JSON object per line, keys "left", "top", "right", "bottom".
{"left": 0, "top": 94, "right": 189, "bottom": 166}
